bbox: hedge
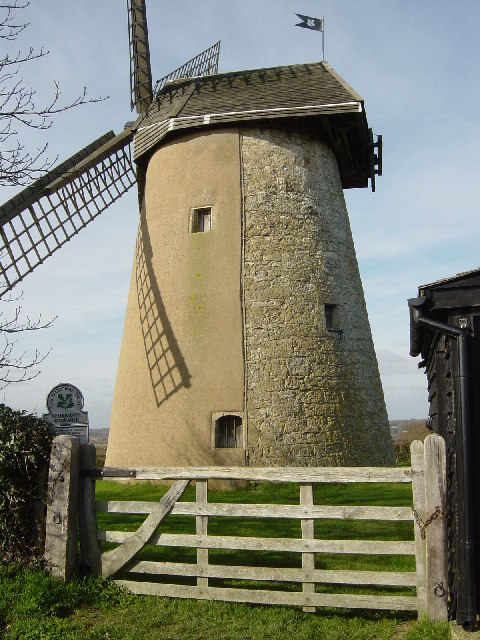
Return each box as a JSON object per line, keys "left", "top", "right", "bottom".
{"left": 0, "top": 404, "right": 54, "bottom": 564}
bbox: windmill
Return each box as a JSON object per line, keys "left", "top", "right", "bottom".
{"left": 0, "top": 1, "right": 393, "bottom": 468}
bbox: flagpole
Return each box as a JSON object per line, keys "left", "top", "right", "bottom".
{"left": 322, "top": 16, "right": 325, "bottom": 61}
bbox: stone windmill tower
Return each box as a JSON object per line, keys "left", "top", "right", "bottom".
{"left": 0, "top": 1, "right": 394, "bottom": 467}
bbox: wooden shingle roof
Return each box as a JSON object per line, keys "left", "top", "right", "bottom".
{"left": 418, "top": 268, "right": 480, "bottom": 311}
{"left": 419, "top": 268, "right": 480, "bottom": 293}
{"left": 133, "top": 61, "right": 378, "bottom": 189}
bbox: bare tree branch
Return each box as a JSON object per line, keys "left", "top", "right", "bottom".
{"left": 0, "top": 0, "right": 106, "bottom": 186}
{"left": 0, "top": 1, "right": 30, "bottom": 41}
{"left": 0, "top": 1, "right": 100, "bottom": 384}
{"left": 0, "top": 292, "right": 55, "bottom": 387}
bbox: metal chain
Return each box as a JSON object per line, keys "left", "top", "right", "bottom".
{"left": 412, "top": 505, "right": 447, "bottom": 540}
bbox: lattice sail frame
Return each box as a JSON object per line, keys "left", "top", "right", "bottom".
{"left": 128, "top": 0, "right": 153, "bottom": 114}
{"left": 154, "top": 41, "right": 220, "bottom": 95}
{"left": 0, "top": 7, "right": 223, "bottom": 297}
{"left": 0, "top": 130, "right": 135, "bottom": 297}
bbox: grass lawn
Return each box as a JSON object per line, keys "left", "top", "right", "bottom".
{"left": 0, "top": 479, "right": 452, "bottom": 639}
{"left": 96, "top": 480, "right": 416, "bottom": 580}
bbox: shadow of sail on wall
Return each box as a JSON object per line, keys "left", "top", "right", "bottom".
{"left": 135, "top": 209, "right": 191, "bottom": 407}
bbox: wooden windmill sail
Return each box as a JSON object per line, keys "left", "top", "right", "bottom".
{"left": 0, "top": 1, "right": 391, "bottom": 468}
{"left": 0, "top": 0, "right": 220, "bottom": 297}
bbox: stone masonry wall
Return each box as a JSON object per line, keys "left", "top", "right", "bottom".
{"left": 241, "top": 128, "right": 394, "bottom": 466}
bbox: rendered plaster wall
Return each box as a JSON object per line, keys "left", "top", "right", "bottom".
{"left": 107, "top": 130, "right": 245, "bottom": 467}
{"left": 107, "top": 125, "right": 394, "bottom": 468}
{"left": 241, "top": 128, "right": 394, "bottom": 466}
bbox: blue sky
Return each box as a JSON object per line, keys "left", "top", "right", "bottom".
{"left": 2, "top": 1, "right": 479, "bottom": 426}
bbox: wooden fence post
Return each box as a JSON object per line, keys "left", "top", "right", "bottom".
{"left": 424, "top": 433, "right": 448, "bottom": 622}
{"left": 300, "top": 483, "right": 315, "bottom": 612}
{"left": 411, "top": 439, "right": 426, "bottom": 617}
{"left": 196, "top": 480, "right": 209, "bottom": 591}
{"left": 78, "top": 443, "right": 102, "bottom": 575}
{"left": 44, "top": 435, "right": 80, "bottom": 580}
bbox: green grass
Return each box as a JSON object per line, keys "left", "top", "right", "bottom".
{"left": 0, "top": 480, "right": 452, "bottom": 639}
{"left": 0, "top": 565, "right": 451, "bottom": 639}
{"left": 96, "top": 480, "right": 415, "bottom": 578}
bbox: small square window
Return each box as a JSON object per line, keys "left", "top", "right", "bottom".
{"left": 191, "top": 207, "right": 212, "bottom": 233}
{"left": 325, "top": 303, "right": 341, "bottom": 332}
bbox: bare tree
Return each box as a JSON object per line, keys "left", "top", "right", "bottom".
{"left": 0, "top": 0, "right": 104, "bottom": 187}
{"left": 0, "top": 2, "right": 103, "bottom": 386}
{"left": 0, "top": 297, "right": 55, "bottom": 387}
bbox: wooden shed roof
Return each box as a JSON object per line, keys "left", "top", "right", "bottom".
{"left": 409, "top": 267, "right": 480, "bottom": 358}
{"left": 419, "top": 268, "right": 480, "bottom": 294}
{"left": 416, "top": 268, "right": 480, "bottom": 312}
{"left": 133, "top": 61, "right": 378, "bottom": 189}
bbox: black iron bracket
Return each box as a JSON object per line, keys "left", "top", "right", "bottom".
{"left": 368, "top": 128, "right": 382, "bottom": 192}
{"left": 81, "top": 467, "right": 137, "bottom": 479}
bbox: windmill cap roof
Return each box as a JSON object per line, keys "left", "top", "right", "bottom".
{"left": 134, "top": 60, "right": 379, "bottom": 190}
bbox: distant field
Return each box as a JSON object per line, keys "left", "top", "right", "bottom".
{"left": 89, "top": 428, "right": 109, "bottom": 465}
{"left": 89, "top": 427, "right": 109, "bottom": 444}
{"left": 88, "top": 421, "right": 429, "bottom": 448}
{"left": 389, "top": 420, "right": 429, "bottom": 443}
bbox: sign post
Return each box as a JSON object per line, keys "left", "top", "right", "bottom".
{"left": 43, "top": 383, "right": 89, "bottom": 444}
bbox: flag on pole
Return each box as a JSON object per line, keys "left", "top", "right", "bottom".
{"left": 295, "top": 13, "right": 324, "bottom": 32}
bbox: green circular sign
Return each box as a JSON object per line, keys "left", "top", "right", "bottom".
{"left": 46, "top": 383, "right": 84, "bottom": 413}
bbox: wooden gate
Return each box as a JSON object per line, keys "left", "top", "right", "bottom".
{"left": 44, "top": 434, "right": 448, "bottom": 620}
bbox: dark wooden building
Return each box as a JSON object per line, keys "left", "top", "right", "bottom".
{"left": 409, "top": 269, "right": 480, "bottom": 628}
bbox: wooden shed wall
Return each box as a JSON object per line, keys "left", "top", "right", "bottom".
{"left": 423, "top": 312, "right": 480, "bottom": 622}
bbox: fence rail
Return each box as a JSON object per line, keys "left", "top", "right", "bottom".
{"left": 96, "top": 500, "right": 414, "bottom": 520}
{"left": 84, "top": 465, "right": 412, "bottom": 483}
{"left": 44, "top": 434, "right": 448, "bottom": 620}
